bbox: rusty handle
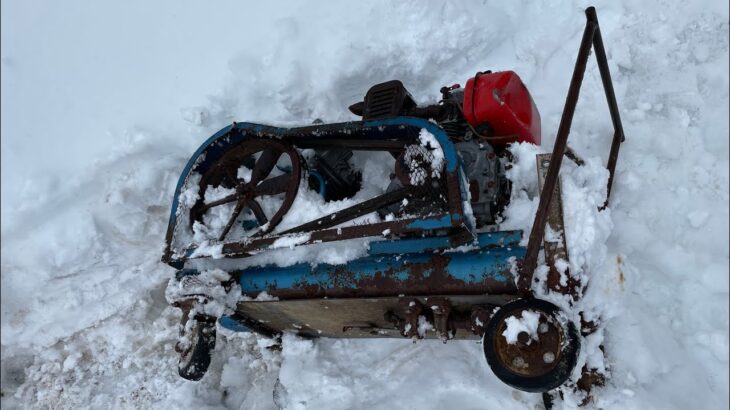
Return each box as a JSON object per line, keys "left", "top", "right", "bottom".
{"left": 587, "top": 6, "right": 626, "bottom": 209}
{"left": 517, "top": 14, "right": 598, "bottom": 294}
{"left": 518, "top": 7, "right": 626, "bottom": 294}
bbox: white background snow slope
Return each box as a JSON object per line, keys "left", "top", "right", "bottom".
{"left": 1, "top": 0, "right": 728, "bottom": 409}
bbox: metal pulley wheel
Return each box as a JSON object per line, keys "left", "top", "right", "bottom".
{"left": 190, "top": 137, "right": 302, "bottom": 241}
{"left": 483, "top": 298, "right": 580, "bottom": 393}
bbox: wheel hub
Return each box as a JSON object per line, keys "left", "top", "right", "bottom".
{"left": 493, "top": 307, "right": 563, "bottom": 377}
{"left": 189, "top": 137, "right": 302, "bottom": 242}
{"left": 235, "top": 182, "right": 256, "bottom": 199}
{"left": 483, "top": 298, "right": 580, "bottom": 393}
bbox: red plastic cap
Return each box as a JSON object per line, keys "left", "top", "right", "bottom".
{"left": 463, "top": 71, "right": 541, "bottom": 145}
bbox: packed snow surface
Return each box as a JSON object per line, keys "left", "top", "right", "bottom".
{"left": 2, "top": 1, "right": 728, "bottom": 409}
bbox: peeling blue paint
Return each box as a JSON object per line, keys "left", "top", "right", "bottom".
{"left": 405, "top": 214, "right": 454, "bottom": 230}
{"left": 219, "top": 315, "right": 251, "bottom": 332}
{"left": 368, "top": 231, "right": 523, "bottom": 255}
{"left": 236, "top": 242, "right": 525, "bottom": 294}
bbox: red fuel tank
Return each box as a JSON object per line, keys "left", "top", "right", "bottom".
{"left": 463, "top": 71, "right": 541, "bottom": 145}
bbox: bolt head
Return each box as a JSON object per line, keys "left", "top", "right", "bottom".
{"left": 543, "top": 352, "right": 555, "bottom": 364}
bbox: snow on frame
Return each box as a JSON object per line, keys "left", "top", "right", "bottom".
{"left": 169, "top": 127, "right": 456, "bottom": 269}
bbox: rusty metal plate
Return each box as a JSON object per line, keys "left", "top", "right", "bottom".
{"left": 536, "top": 153, "right": 580, "bottom": 298}
{"left": 235, "top": 294, "right": 515, "bottom": 339}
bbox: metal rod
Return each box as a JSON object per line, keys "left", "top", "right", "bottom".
{"left": 278, "top": 186, "right": 413, "bottom": 235}
{"left": 518, "top": 18, "right": 597, "bottom": 294}
{"left": 222, "top": 214, "right": 452, "bottom": 257}
{"left": 602, "top": 131, "right": 622, "bottom": 210}
{"left": 285, "top": 137, "right": 408, "bottom": 152}
{"left": 586, "top": 7, "right": 625, "bottom": 144}
{"left": 586, "top": 6, "right": 626, "bottom": 209}
{"left": 564, "top": 146, "right": 585, "bottom": 166}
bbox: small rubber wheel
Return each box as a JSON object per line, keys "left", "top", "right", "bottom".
{"left": 483, "top": 298, "right": 580, "bottom": 393}
{"left": 178, "top": 318, "right": 217, "bottom": 381}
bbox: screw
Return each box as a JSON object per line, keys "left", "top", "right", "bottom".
{"left": 512, "top": 356, "right": 525, "bottom": 368}
{"left": 539, "top": 323, "right": 550, "bottom": 334}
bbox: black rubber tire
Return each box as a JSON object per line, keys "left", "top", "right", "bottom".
{"left": 483, "top": 298, "right": 580, "bottom": 393}
{"left": 178, "top": 318, "right": 217, "bottom": 381}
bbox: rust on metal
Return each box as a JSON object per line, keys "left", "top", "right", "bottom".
{"left": 189, "top": 137, "right": 302, "bottom": 240}
{"left": 518, "top": 19, "right": 597, "bottom": 295}
{"left": 239, "top": 253, "right": 516, "bottom": 300}
{"left": 163, "top": 118, "right": 473, "bottom": 266}
{"left": 220, "top": 215, "right": 470, "bottom": 258}
{"left": 587, "top": 7, "right": 626, "bottom": 209}
{"left": 235, "top": 294, "right": 514, "bottom": 339}
{"left": 425, "top": 296, "right": 452, "bottom": 342}
{"left": 519, "top": 6, "right": 626, "bottom": 294}
{"left": 398, "top": 298, "right": 423, "bottom": 339}
{"left": 278, "top": 186, "right": 417, "bottom": 235}
{"left": 564, "top": 146, "right": 585, "bottom": 166}
{"left": 536, "top": 153, "right": 581, "bottom": 300}
{"left": 517, "top": 7, "right": 622, "bottom": 401}
{"left": 470, "top": 306, "right": 494, "bottom": 336}
{"left": 492, "top": 307, "right": 563, "bottom": 377}
{"left": 576, "top": 366, "right": 606, "bottom": 406}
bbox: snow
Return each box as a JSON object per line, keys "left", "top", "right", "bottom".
{"left": 179, "top": 173, "right": 202, "bottom": 210}
{"left": 269, "top": 234, "right": 312, "bottom": 250}
{"left": 174, "top": 150, "right": 393, "bottom": 256}
{"left": 190, "top": 240, "right": 225, "bottom": 259}
{"left": 400, "top": 129, "right": 444, "bottom": 185}
{"left": 165, "top": 269, "right": 241, "bottom": 318}
{"left": 237, "top": 166, "right": 253, "bottom": 184}
{"left": 2, "top": 1, "right": 728, "bottom": 409}
{"left": 418, "top": 129, "right": 445, "bottom": 179}
{"left": 417, "top": 315, "right": 435, "bottom": 338}
{"left": 272, "top": 156, "right": 391, "bottom": 234}
{"left": 187, "top": 237, "right": 374, "bottom": 273}
{"left": 502, "top": 310, "right": 542, "bottom": 345}
{"left": 241, "top": 292, "right": 279, "bottom": 302}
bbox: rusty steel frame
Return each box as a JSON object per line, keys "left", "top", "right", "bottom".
{"left": 162, "top": 117, "right": 474, "bottom": 266}
{"left": 518, "top": 7, "right": 625, "bottom": 294}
